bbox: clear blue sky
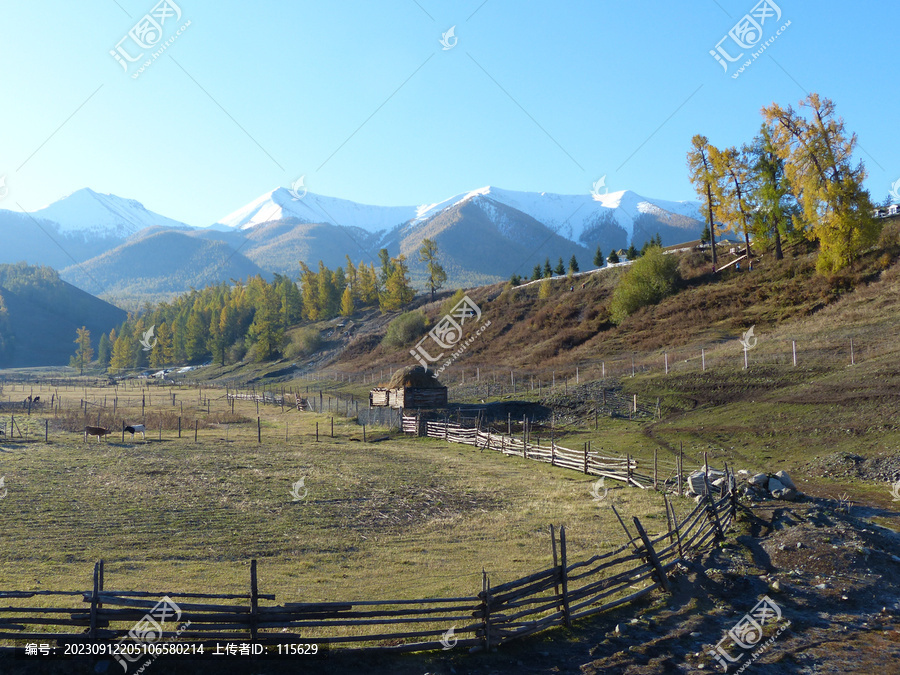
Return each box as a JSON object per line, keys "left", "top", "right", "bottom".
{"left": 1, "top": 0, "right": 897, "bottom": 226}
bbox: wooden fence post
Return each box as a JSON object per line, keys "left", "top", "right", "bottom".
{"left": 480, "top": 569, "right": 492, "bottom": 652}
{"left": 663, "top": 494, "right": 674, "bottom": 544}
{"left": 559, "top": 525, "right": 572, "bottom": 627}
{"left": 550, "top": 525, "right": 561, "bottom": 607}
{"left": 653, "top": 448, "right": 658, "bottom": 490}
{"left": 249, "top": 559, "right": 259, "bottom": 643}
{"left": 632, "top": 517, "right": 670, "bottom": 593}
{"left": 666, "top": 496, "right": 684, "bottom": 559}
{"left": 705, "top": 490, "right": 725, "bottom": 540}
{"left": 89, "top": 560, "right": 103, "bottom": 641}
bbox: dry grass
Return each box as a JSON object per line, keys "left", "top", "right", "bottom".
{"left": 0, "top": 380, "right": 672, "bottom": 628}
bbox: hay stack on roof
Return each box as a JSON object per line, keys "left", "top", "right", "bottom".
{"left": 386, "top": 365, "right": 444, "bottom": 389}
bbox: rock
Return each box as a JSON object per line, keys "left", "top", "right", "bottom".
{"left": 774, "top": 470, "right": 797, "bottom": 490}
{"left": 712, "top": 477, "right": 726, "bottom": 488}
{"left": 614, "top": 623, "right": 625, "bottom": 635}
{"left": 770, "top": 580, "right": 782, "bottom": 592}
{"left": 773, "top": 487, "right": 800, "bottom": 501}
{"left": 737, "top": 469, "right": 751, "bottom": 477}
{"left": 749, "top": 473, "right": 769, "bottom": 487}
{"left": 694, "top": 495, "right": 704, "bottom": 504}
{"left": 768, "top": 477, "right": 786, "bottom": 493}
{"left": 688, "top": 467, "right": 725, "bottom": 495}
{"left": 796, "top": 542, "right": 804, "bottom": 549}
{"left": 689, "top": 631, "right": 701, "bottom": 637}
{"left": 815, "top": 583, "right": 827, "bottom": 589}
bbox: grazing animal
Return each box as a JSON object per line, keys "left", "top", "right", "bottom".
{"left": 32, "top": 396, "right": 39, "bottom": 403}
{"left": 84, "top": 426, "right": 112, "bottom": 442}
{"left": 124, "top": 424, "right": 146, "bottom": 440}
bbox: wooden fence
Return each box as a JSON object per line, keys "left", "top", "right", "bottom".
{"left": 0, "top": 486, "right": 736, "bottom": 655}
{"left": 403, "top": 416, "right": 694, "bottom": 491}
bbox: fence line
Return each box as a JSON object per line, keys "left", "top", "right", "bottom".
{"left": 0, "top": 483, "right": 737, "bottom": 654}
{"left": 405, "top": 415, "right": 700, "bottom": 492}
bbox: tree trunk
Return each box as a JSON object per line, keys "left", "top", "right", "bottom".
{"left": 706, "top": 184, "right": 717, "bottom": 269}
{"left": 774, "top": 217, "right": 784, "bottom": 260}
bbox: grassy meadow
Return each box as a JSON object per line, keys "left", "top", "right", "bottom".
{"left": 0, "top": 378, "right": 678, "bottom": 635}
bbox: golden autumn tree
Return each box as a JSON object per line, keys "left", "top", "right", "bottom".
{"left": 763, "top": 93, "right": 879, "bottom": 273}
{"left": 687, "top": 134, "right": 721, "bottom": 269}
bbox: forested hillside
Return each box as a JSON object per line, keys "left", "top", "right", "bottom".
{"left": 0, "top": 263, "right": 126, "bottom": 367}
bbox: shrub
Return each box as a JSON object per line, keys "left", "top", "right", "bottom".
{"left": 227, "top": 342, "right": 247, "bottom": 364}
{"left": 440, "top": 289, "right": 466, "bottom": 317}
{"left": 382, "top": 311, "right": 428, "bottom": 348}
{"left": 284, "top": 327, "right": 323, "bottom": 359}
{"left": 609, "top": 247, "right": 681, "bottom": 324}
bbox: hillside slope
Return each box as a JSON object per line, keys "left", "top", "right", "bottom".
{"left": 0, "top": 264, "right": 126, "bottom": 367}
{"left": 61, "top": 230, "right": 267, "bottom": 309}
{"left": 330, "top": 226, "right": 900, "bottom": 376}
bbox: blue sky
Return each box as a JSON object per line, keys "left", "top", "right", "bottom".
{"left": 1, "top": 0, "right": 897, "bottom": 226}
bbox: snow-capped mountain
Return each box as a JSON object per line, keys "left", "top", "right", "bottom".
{"left": 1, "top": 183, "right": 705, "bottom": 308}
{"left": 411, "top": 186, "right": 702, "bottom": 245}
{"left": 216, "top": 185, "right": 703, "bottom": 247}
{"left": 29, "top": 187, "right": 191, "bottom": 239}
{"left": 216, "top": 187, "right": 417, "bottom": 233}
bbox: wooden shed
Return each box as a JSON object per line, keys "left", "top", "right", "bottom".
{"left": 369, "top": 366, "right": 448, "bottom": 410}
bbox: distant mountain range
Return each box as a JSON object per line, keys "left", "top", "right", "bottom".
{"left": 0, "top": 186, "right": 705, "bottom": 309}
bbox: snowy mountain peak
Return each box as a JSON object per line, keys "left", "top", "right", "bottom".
{"left": 216, "top": 188, "right": 418, "bottom": 233}
{"left": 29, "top": 187, "right": 190, "bottom": 239}
{"left": 215, "top": 184, "right": 703, "bottom": 245}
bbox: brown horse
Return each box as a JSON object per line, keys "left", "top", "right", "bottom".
{"left": 84, "top": 426, "right": 112, "bottom": 442}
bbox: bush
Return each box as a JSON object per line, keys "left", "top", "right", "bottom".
{"left": 284, "top": 327, "right": 323, "bottom": 359}
{"left": 440, "top": 289, "right": 466, "bottom": 317}
{"left": 609, "top": 247, "right": 681, "bottom": 324}
{"left": 227, "top": 342, "right": 247, "bottom": 364}
{"left": 538, "top": 279, "right": 552, "bottom": 299}
{"left": 382, "top": 311, "right": 428, "bottom": 348}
